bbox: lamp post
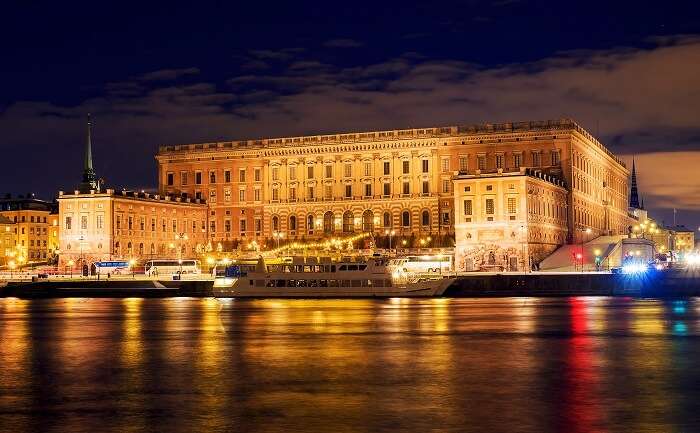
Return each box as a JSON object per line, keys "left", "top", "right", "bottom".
{"left": 9, "top": 260, "right": 15, "bottom": 279}
{"left": 579, "top": 227, "right": 592, "bottom": 271}
{"left": 175, "top": 232, "right": 188, "bottom": 274}
{"left": 68, "top": 259, "right": 75, "bottom": 278}
{"left": 519, "top": 225, "right": 528, "bottom": 272}
{"left": 384, "top": 229, "right": 395, "bottom": 253}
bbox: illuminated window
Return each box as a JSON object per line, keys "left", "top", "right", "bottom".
{"left": 139, "top": 216, "right": 144, "bottom": 231}
{"left": 209, "top": 171, "right": 216, "bottom": 184}
{"left": 81, "top": 215, "right": 88, "bottom": 230}
{"left": 495, "top": 154, "right": 504, "bottom": 169}
{"left": 224, "top": 170, "right": 231, "bottom": 183}
{"left": 441, "top": 157, "right": 450, "bottom": 172}
{"left": 289, "top": 187, "right": 296, "bottom": 200}
{"left": 254, "top": 188, "right": 261, "bottom": 201}
{"left": 324, "top": 185, "right": 333, "bottom": 199}
{"left": 180, "top": 172, "right": 188, "bottom": 186}
{"left": 459, "top": 156, "right": 468, "bottom": 172}
{"left": 239, "top": 189, "right": 246, "bottom": 202}
{"left": 513, "top": 154, "right": 522, "bottom": 168}
{"left": 344, "top": 163, "right": 352, "bottom": 178}
{"left": 224, "top": 188, "right": 231, "bottom": 202}
{"left": 442, "top": 179, "right": 451, "bottom": 193}
{"left": 209, "top": 190, "right": 217, "bottom": 203}
{"left": 485, "top": 199, "right": 495, "bottom": 215}
{"left": 364, "top": 162, "right": 372, "bottom": 176}
{"left": 551, "top": 150, "right": 561, "bottom": 165}
{"left": 289, "top": 166, "right": 297, "bottom": 180}
{"left": 477, "top": 155, "right": 486, "bottom": 170}
{"left": 532, "top": 152, "right": 541, "bottom": 167}
{"left": 464, "top": 200, "right": 472, "bottom": 216}
{"left": 508, "top": 197, "right": 517, "bottom": 214}
{"left": 272, "top": 166, "right": 279, "bottom": 181}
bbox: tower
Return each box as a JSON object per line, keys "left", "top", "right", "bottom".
{"left": 629, "top": 156, "right": 640, "bottom": 209}
{"left": 78, "top": 114, "right": 99, "bottom": 193}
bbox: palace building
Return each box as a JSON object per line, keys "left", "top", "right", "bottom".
{"left": 156, "top": 119, "right": 631, "bottom": 255}
{"left": 57, "top": 117, "right": 208, "bottom": 268}
{"left": 0, "top": 195, "right": 59, "bottom": 263}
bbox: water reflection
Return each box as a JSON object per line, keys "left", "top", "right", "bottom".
{"left": 2, "top": 297, "right": 700, "bottom": 432}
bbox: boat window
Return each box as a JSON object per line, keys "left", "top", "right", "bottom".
{"left": 319, "top": 280, "right": 328, "bottom": 287}
{"left": 362, "top": 279, "right": 371, "bottom": 287}
{"left": 351, "top": 279, "right": 362, "bottom": 287}
{"left": 329, "top": 279, "right": 339, "bottom": 287}
{"left": 255, "top": 280, "right": 265, "bottom": 287}
{"left": 308, "top": 280, "right": 318, "bottom": 287}
{"left": 340, "top": 280, "right": 351, "bottom": 287}
{"left": 348, "top": 265, "right": 358, "bottom": 271}
{"left": 358, "top": 265, "right": 367, "bottom": 271}
{"left": 331, "top": 265, "right": 336, "bottom": 272}
{"left": 297, "top": 280, "right": 307, "bottom": 287}
{"left": 385, "top": 279, "right": 392, "bottom": 286}
{"left": 339, "top": 265, "right": 347, "bottom": 271}
{"left": 266, "top": 280, "right": 275, "bottom": 287}
{"left": 373, "top": 279, "right": 384, "bottom": 287}
{"left": 304, "top": 266, "right": 312, "bottom": 272}
{"left": 288, "top": 280, "right": 296, "bottom": 287}
{"left": 276, "top": 280, "right": 286, "bottom": 287}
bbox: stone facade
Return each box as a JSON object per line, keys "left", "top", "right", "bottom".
{"left": 156, "top": 119, "right": 630, "bottom": 248}
{"left": 57, "top": 189, "right": 207, "bottom": 267}
{"left": 453, "top": 169, "right": 568, "bottom": 272}
{"left": 0, "top": 215, "right": 17, "bottom": 266}
{"left": 0, "top": 197, "right": 58, "bottom": 263}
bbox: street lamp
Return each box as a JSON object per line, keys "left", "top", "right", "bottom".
{"left": 579, "top": 227, "right": 592, "bottom": 271}
{"left": 175, "top": 232, "right": 188, "bottom": 274}
{"left": 128, "top": 258, "right": 136, "bottom": 279}
{"left": 593, "top": 248, "right": 602, "bottom": 271}
{"left": 273, "top": 231, "right": 285, "bottom": 249}
{"left": 384, "top": 229, "right": 395, "bottom": 252}
{"left": 68, "top": 259, "right": 75, "bottom": 278}
{"left": 8, "top": 260, "right": 15, "bottom": 279}
{"left": 519, "top": 225, "right": 528, "bottom": 272}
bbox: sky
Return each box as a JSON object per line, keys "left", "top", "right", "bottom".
{"left": 1, "top": 0, "right": 699, "bottom": 230}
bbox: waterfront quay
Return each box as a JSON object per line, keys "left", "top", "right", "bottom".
{"left": 2, "top": 269, "right": 700, "bottom": 298}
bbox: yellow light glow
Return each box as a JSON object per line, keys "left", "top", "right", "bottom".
{"left": 594, "top": 249, "right": 601, "bottom": 256}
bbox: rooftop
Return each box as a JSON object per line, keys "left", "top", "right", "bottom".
{"left": 454, "top": 167, "right": 568, "bottom": 189}
{"left": 58, "top": 189, "right": 207, "bottom": 206}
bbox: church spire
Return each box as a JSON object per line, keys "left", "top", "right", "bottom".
{"left": 79, "top": 114, "right": 98, "bottom": 192}
{"left": 629, "top": 156, "right": 640, "bottom": 209}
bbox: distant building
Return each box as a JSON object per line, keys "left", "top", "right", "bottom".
{"left": 0, "top": 194, "right": 59, "bottom": 263}
{"left": 453, "top": 169, "right": 568, "bottom": 272}
{"left": 57, "top": 116, "right": 208, "bottom": 268}
{"left": 669, "top": 225, "right": 695, "bottom": 253}
{"left": 0, "top": 215, "right": 18, "bottom": 266}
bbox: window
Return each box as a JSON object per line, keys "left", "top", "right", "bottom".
{"left": 325, "top": 165, "right": 333, "bottom": 178}
{"left": 289, "top": 215, "right": 297, "bottom": 231}
{"left": 167, "top": 172, "right": 174, "bottom": 186}
{"left": 223, "top": 170, "right": 230, "bottom": 183}
{"left": 254, "top": 168, "right": 261, "bottom": 182}
{"left": 239, "top": 169, "right": 246, "bottom": 182}
{"left": 272, "top": 188, "right": 279, "bottom": 201}
{"left": 209, "top": 189, "right": 217, "bottom": 203}
{"left": 343, "top": 163, "right": 352, "bottom": 178}
{"left": 401, "top": 211, "right": 410, "bottom": 227}
{"left": 442, "top": 211, "right": 450, "bottom": 225}
{"left": 508, "top": 197, "right": 517, "bottom": 214}
{"left": 308, "top": 186, "right": 315, "bottom": 199}
{"left": 464, "top": 200, "right": 472, "bottom": 216}
{"left": 364, "top": 183, "right": 372, "bottom": 197}
{"left": 383, "top": 161, "right": 390, "bottom": 175}
{"left": 421, "top": 210, "right": 430, "bottom": 226}
{"left": 65, "top": 216, "right": 72, "bottom": 230}
{"left": 195, "top": 172, "right": 202, "bottom": 185}
{"left": 151, "top": 218, "right": 156, "bottom": 231}
{"left": 172, "top": 219, "right": 177, "bottom": 233}
{"left": 422, "top": 159, "right": 429, "bottom": 173}
{"left": 224, "top": 188, "right": 231, "bottom": 202}
{"left": 551, "top": 150, "right": 560, "bottom": 165}
{"left": 272, "top": 216, "right": 280, "bottom": 231}
{"left": 289, "top": 187, "right": 296, "bottom": 200}
{"left": 485, "top": 198, "right": 495, "bottom": 215}
{"left": 441, "top": 157, "right": 450, "bottom": 172}
{"left": 532, "top": 152, "right": 541, "bottom": 167}
{"left": 195, "top": 191, "right": 202, "bottom": 200}
{"left": 289, "top": 166, "right": 297, "bottom": 180}
{"left": 162, "top": 218, "right": 167, "bottom": 232}
{"left": 272, "top": 166, "right": 280, "bottom": 181}
{"left": 96, "top": 215, "right": 104, "bottom": 230}
{"left": 210, "top": 221, "right": 216, "bottom": 233}
{"left": 139, "top": 216, "right": 144, "bottom": 231}
{"left": 477, "top": 155, "right": 486, "bottom": 170}
{"left": 364, "top": 162, "right": 372, "bottom": 176}
{"left": 81, "top": 215, "right": 88, "bottom": 230}
{"left": 495, "top": 154, "right": 504, "bottom": 169}
{"left": 459, "top": 156, "right": 468, "bottom": 172}
{"left": 254, "top": 188, "right": 261, "bottom": 201}
{"left": 128, "top": 216, "right": 134, "bottom": 230}
{"left": 383, "top": 212, "right": 391, "bottom": 227}
{"left": 209, "top": 171, "right": 216, "bottom": 184}
{"left": 240, "top": 219, "right": 247, "bottom": 236}
{"left": 402, "top": 181, "right": 410, "bottom": 195}
{"left": 422, "top": 181, "right": 429, "bottom": 194}
{"left": 324, "top": 185, "right": 333, "bottom": 199}
{"left": 383, "top": 182, "right": 391, "bottom": 196}
{"left": 255, "top": 218, "right": 262, "bottom": 235}
{"left": 307, "top": 165, "right": 314, "bottom": 179}
{"left": 345, "top": 184, "right": 352, "bottom": 198}
{"left": 442, "top": 179, "right": 451, "bottom": 193}
{"left": 239, "top": 189, "right": 246, "bottom": 202}
{"left": 180, "top": 172, "right": 188, "bottom": 186}
{"left": 402, "top": 160, "right": 410, "bottom": 174}
{"left": 513, "top": 153, "right": 522, "bottom": 168}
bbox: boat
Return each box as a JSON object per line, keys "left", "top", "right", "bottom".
{"left": 212, "top": 255, "right": 454, "bottom": 298}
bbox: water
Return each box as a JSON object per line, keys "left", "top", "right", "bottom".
{"left": 2, "top": 297, "right": 700, "bottom": 433}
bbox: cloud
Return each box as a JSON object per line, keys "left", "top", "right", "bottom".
{"left": 2, "top": 36, "right": 700, "bottom": 228}
{"left": 323, "top": 38, "right": 363, "bottom": 48}
{"left": 136, "top": 67, "right": 200, "bottom": 81}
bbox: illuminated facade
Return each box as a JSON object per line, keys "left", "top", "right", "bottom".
{"left": 0, "top": 215, "right": 17, "bottom": 266}
{"left": 0, "top": 196, "right": 58, "bottom": 263}
{"left": 157, "top": 119, "right": 630, "bottom": 247}
{"left": 453, "top": 169, "right": 568, "bottom": 271}
{"left": 57, "top": 189, "right": 208, "bottom": 267}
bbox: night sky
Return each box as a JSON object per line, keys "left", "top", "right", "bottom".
{"left": 2, "top": 0, "right": 699, "bottom": 230}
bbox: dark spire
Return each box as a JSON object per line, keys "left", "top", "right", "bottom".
{"left": 629, "top": 156, "right": 640, "bottom": 209}
{"left": 79, "top": 114, "right": 98, "bottom": 192}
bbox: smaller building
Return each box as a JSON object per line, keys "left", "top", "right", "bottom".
{"left": 0, "top": 215, "right": 18, "bottom": 266}
{"left": 670, "top": 225, "right": 695, "bottom": 253}
{"left": 453, "top": 168, "right": 568, "bottom": 272}
{"left": 58, "top": 189, "right": 208, "bottom": 267}
{"left": 0, "top": 195, "right": 58, "bottom": 263}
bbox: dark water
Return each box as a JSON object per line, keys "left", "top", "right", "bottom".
{"left": 2, "top": 297, "right": 700, "bottom": 433}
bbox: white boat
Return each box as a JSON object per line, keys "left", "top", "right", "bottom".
{"left": 213, "top": 255, "right": 454, "bottom": 298}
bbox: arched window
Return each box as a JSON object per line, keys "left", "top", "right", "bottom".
{"left": 272, "top": 215, "right": 279, "bottom": 232}
{"left": 402, "top": 211, "right": 410, "bottom": 227}
{"left": 323, "top": 211, "right": 334, "bottom": 234}
{"left": 362, "top": 210, "right": 374, "bottom": 232}
{"left": 127, "top": 242, "right": 133, "bottom": 254}
{"left": 342, "top": 211, "right": 354, "bottom": 233}
{"left": 289, "top": 215, "right": 297, "bottom": 232}
{"left": 138, "top": 243, "right": 144, "bottom": 255}
{"left": 307, "top": 214, "right": 314, "bottom": 235}
{"left": 114, "top": 241, "right": 120, "bottom": 255}
{"left": 383, "top": 211, "right": 392, "bottom": 228}
{"left": 150, "top": 243, "right": 155, "bottom": 255}
{"left": 421, "top": 210, "right": 430, "bottom": 227}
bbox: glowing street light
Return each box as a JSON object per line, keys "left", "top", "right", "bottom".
{"left": 384, "top": 229, "right": 395, "bottom": 252}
